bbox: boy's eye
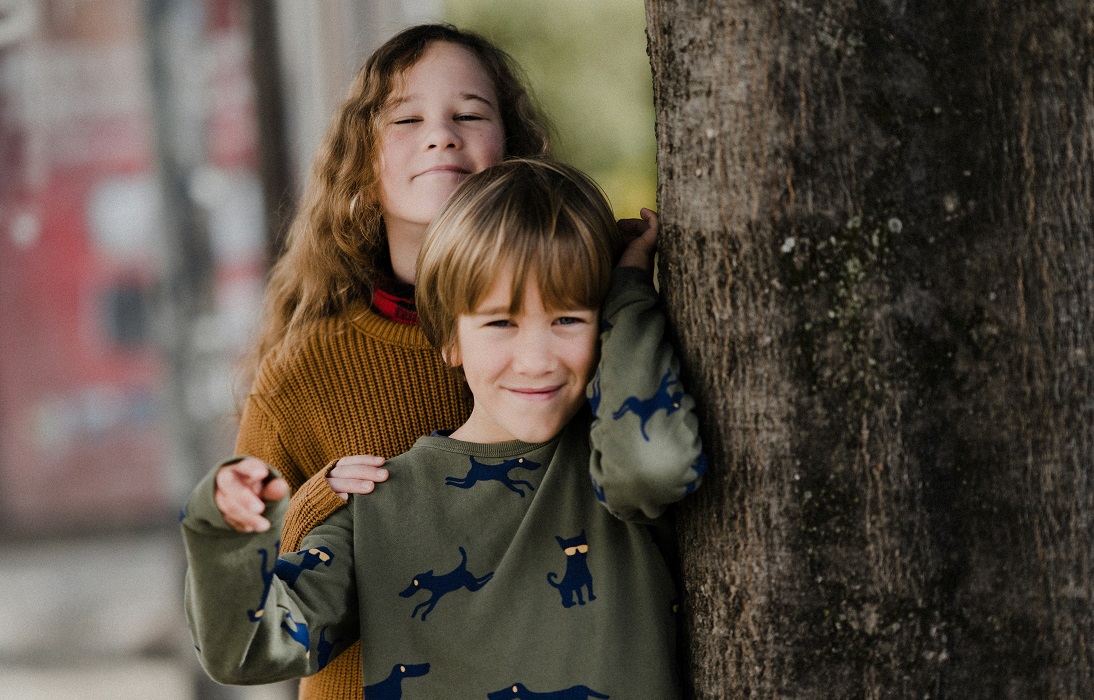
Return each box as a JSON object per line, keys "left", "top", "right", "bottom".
{"left": 455, "top": 114, "right": 484, "bottom": 121}
{"left": 485, "top": 319, "right": 514, "bottom": 328}
{"left": 555, "top": 316, "right": 589, "bottom": 326}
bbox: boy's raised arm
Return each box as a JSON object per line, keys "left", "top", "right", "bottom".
{"left": 181, "top": 460, "right": 359, "bottom": 685}
{"left": 587, "top": 212, "right": 706, "bottom": 522}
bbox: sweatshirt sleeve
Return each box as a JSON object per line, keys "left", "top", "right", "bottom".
{"left": 181, "top": 464, "right": 359, "bottom": 685}
{"left": 587, "top": 267, "right": 706, "bottom": 522}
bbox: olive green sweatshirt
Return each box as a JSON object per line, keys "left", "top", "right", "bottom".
{"left": 182, "top": 268, "right": 706, "bottom": 698}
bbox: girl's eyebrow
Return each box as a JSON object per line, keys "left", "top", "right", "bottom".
{"left": 386, "top": 92, "right": 495, "bottom": 109}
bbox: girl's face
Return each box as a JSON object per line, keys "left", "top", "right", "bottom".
{"left": 377, "top": 42, "right": 506, "bottom": 255}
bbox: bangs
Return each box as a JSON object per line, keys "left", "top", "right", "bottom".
{"left": 415, "top": 158, "right": 625, "bottom": 358}
{"left": 456, "top": 200, "right": 614, "bottom": 317}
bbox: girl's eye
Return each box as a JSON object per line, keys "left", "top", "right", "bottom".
{"left": 392, "top": 117, "right": 420, "bottom": 125}
{"left": 455, "top": 114, "right": 484, "bottom": 122}
{"left": 485, "top": 319, "right": 514, "bottom": 328}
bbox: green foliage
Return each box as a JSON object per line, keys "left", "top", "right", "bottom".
{"left": 444, "top": 0, "right": 656, "bottom": 217}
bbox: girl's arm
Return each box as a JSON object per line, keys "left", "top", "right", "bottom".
{"left": 182, "top": 460, "right": 359, "bottom": 685}
{"left": 280, "top": 456, "right": 390, "bottom": 553}
{"left": 587, "top": 210, "right": 706, "bottom": 522}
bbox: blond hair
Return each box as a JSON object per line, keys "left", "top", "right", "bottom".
{"left": 250, "top": 25, "right": 552, "bottom": 376}
{"left": 416, "top": 159, "right": 624, "bottom": 359}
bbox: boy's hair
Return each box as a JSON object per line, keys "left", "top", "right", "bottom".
{"left": 250, "top": 24, "right": 552, "bottom": 374}
{"left": 416, "top": 159, "right": 625, "bottom": 360}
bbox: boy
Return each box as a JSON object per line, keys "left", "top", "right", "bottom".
{"left": 182, "top": 159, "right": 705, "bottom": 698}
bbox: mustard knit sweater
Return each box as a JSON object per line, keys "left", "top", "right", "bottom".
{"left": 235, "top": 303, "right": 471, "bottom": 700}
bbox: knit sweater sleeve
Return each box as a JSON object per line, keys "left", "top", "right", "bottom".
{"left": 235, "top": 383, "right": 308, "bottom": 493}
{"left": 281, "top": 462, "right": 347, "bottom": 554}
{"left": 181, "top": 464, "right": 359, "bottom": 685}
{"left": 587, "top": 267, "right": 706, "bottom": 522}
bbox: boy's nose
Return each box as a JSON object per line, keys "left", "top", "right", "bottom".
{"left": 511, "top": 335, "right": 554, "bottom": 375}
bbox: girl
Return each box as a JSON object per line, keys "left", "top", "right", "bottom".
{"left": 213, "top": 24, "right": 551, "bottom": 700}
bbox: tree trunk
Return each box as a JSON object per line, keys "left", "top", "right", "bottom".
{"left": 645, "top": 1, "right": 1094, "bottom": 697}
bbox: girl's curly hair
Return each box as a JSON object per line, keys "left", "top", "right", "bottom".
{"left": 250, "top": 24, "right": 552, "bottom": 374}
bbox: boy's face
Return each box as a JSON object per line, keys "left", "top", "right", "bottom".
{"left": 447, "top": 266, "right": 599, "bottom": 445}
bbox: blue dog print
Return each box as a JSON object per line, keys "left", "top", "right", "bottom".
{"left": 487, "top": 683, "right": 609, "bottom": 699}
{"left": 280, "top": 611, "right": 309, "bottom": 654}
{"left": 247, "top": 543, "right": 279, "bottom": 621}
{"left": 588, "top": 369, "right": 602, "bottom": 414}
{"left": 445, "top": 456, "right": 541, "bottom": 497}
{"left": 275, "top": 546, "right": 333, "bottom": 586}
{"left": 547, "top": 531, "right": 595, "bottom": 608}
{"left": 316, "top": 627, "right": 340, "bottom": 670}
{"left": 611, "top": 367, "right": 683, "bottom": 441}
{"left": 685, "top": 453, "right": 708, "bottom": 494}
{"left": 399, "top": 546, "right": 493, "bottom": 621}
{"left": 363, "top": 662, "right": 430, "bottom": 699}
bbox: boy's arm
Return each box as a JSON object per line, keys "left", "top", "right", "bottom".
{"left": 181, "top": 461, "right": 359, "bottom": 685}
{"left": 588, "top": 266, "right": 706, "bottom": 522}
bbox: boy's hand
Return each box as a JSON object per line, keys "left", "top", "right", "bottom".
{"left": 214, "top": 457, "right": 288, "bottom": 533}
{"left": 327, "top": 455, "right": 390, "bottom": 501}
{"left": 617, "top": 208, "right": 659, "bottom": 272}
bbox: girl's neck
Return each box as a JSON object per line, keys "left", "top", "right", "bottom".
{"left": 384, "top": 220, "right": 428, "bottom": 285}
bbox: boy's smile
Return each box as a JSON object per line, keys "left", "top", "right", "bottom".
{"left": 447, "top": 267, "right": 599, "bottom": 445}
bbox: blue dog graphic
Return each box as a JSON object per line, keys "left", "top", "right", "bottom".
{"left": 281, "top": 611, "right": 309, "bottom": 654}
{"left": 247, "top": 543, "right": 279, "bottom": 621}
{"left": 588, "top": 369, "right": 602, "bottom": 414}
{"left": 399, "top": 547, "right": 493, "bottom": 621}
{"left": 547, "top": 531, "right": 595, "bottom": 608}
{"left": 445, "top": 456, "right": 541, "bottom": 497}
{"left": 611, "top": 367, "right": 683, "bottom": 441}
{"left": 316, "top": 627, "right": 339, "bottom": 670}
{"left": 685, "top": 453, "right": 708, "bottom": 494}
{"left": 275, "top": 546, "right": 333, "bottom": 586}
{"left": 487, "top": 683, "right": 609, "bottom": 699}
{"left": 364, "top": 662, "right": 430, "bottom": 699}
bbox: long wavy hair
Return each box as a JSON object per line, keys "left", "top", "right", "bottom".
{"left": 249, "top": 24, "right": 552, "bottom": 375}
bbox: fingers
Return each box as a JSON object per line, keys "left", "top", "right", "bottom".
{"left": 328, "top": 455, "right": 390, "bottom": 499}
{"left": 616, "top": 217, "right": 647, "bottom": 237}
{"left": 617, "top": 208, "right": 659, "bottom": 272}
{"left": 214, "top": 458, "right": 284, "bottom": 533}
{"left": 639, "top": 207, "right": 659, "bottom": 231}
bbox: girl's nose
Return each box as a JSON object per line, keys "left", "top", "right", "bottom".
{"left": 426, "top": 121, "right": 462, "bottom": 150}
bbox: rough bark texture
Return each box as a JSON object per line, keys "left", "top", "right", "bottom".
{"left": 645, "top": 1, "right": 1094, "bottom": 697}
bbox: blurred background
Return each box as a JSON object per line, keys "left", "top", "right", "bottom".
{"left": 0, "top": 0, "right": 654, "bottom": 697}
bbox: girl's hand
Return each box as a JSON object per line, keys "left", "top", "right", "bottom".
{"left": 617, "top": 208, "right": 659, "bottom": 272}
{"left": 327, "top": 455, "right": 390, "bottom": 501}
{"left": 214, "top": 457, "right": 289, "bottom": 533}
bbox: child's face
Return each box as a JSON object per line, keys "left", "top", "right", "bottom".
{"left": 447, "top": 266, "right": 599, "bottom": 445}
{"left": 378, "top": 42, "right": 506, "bottom": 248}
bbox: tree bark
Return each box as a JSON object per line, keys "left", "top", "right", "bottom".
{"left": 645, "top": 1, "right": 1094, "bottom": 697}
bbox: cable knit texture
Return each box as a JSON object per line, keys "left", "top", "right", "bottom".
{"left": 234, "top": 302, "right": 471, "bottom": 700}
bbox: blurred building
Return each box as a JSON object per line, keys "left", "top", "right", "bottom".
{"left": 0, "top": 1, "right": 435, "bottom": 697}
